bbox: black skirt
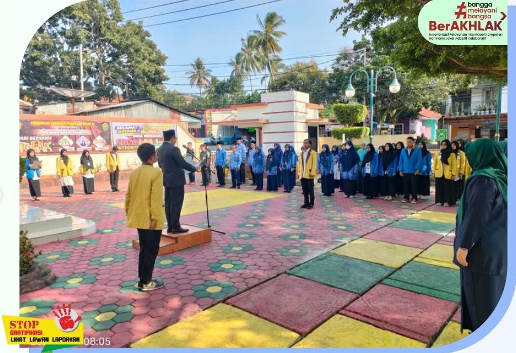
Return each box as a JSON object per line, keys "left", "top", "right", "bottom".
{"left": 357, "top": 171, "right": 364, "bottom": 193}
{"left": 343, "top": 179, "right": 357, "bottom": 196}
{"left": 267, "top": 175, "right": 278, "bottom": 191}
{"left": 28, "top": 179, "right": 41, "bottom": 198}
{"left": 321, "top": 174, "right": 334, "bottom": 196}
{"left": 364, "top": 174, "right": 378, "bottom": 198}
{"left": 435, "top": 177, "right": 455, "bottom": 205}
{"left": 396, "top": 173, "right": 404, "bottom": 195}
{"left": 83, "top": 177, "right": 95, "bottom": 194}
{"left": 418, "top": 175, "right": 430, "bottom": 196}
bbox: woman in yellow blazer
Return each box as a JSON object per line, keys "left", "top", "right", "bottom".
{"left": 433, "top": 140, "right": 457, "bottom": 207}
{"left": 106, "top": 146, "right": 121, "bottom": 192}
{"left": 452, "top": 140, "right": 467, "bottom": 201}
{"left": 297, "top": 139, "right": 318, "bottom": 209}
{"left": 56, "top": 148, "right": 74, "bottom": 197}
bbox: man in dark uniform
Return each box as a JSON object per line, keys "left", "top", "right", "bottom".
{"left": 158, "top": 129, "right": 199, "bottom": 234}
{"left": 199, "top": 143, "right": 210, "bottom": 186}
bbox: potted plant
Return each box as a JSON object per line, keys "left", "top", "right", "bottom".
{"left": 475, "top": 105, "right": 483, "bottom": 115}
{"left": 488, "top": 100, "right": 496, "bottom": 114}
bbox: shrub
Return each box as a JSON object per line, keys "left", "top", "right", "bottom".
{"left": 20, "top": 157, "right": 26, "bottom": 183}
{"left": 416, "top": 133, "right": 430, "bottom": 144}
{"left": 20, "top": 230, "right": 40, "bottom": 276}
{"left": 331, "top": 127, "right": 370, "bottom": 141}
{"left": 333, "top": 103, "right": 367, "bottom": 126}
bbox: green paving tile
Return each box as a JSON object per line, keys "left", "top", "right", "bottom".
{"left": 389, "top": 218, "right": 455, "bottom": 236}
{"left": 382, "top": 261, "right": 460, "bottom": 303}
{"left": 288, "top": 253, "right": 394, "bottom": 294}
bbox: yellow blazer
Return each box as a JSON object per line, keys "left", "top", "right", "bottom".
{"left": 297, "top": 150, "right": 318, "bottom": 179}
{"left": 464, "top": 159, "right": 472, "bottom": 180}
{"left": 56, "top": 157, "right": 74, "bottom": 177}
{"left": 433, "top": 152, "right": 457, "bottom": 179}
{"left": 125, "top": 165, "right": 165, "bottom": 230}
{"left": 106, "top": 152, "right": 121, "bottom": 172}
{"left": 457, "top": 150, "right": 466, "bottom": 175}
{"left": 80, "top": 164, "right": 94, "bottom": 175}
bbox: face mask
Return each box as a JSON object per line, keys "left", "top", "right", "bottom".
{"left": 345, "top": 145, "right": 351, "bottom": 150}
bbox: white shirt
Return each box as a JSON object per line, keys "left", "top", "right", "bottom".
{"left": 112, "top": 153, "right": 117, "bottom": 166}
{"left": 303, "top": 149, "right": 310, "bottom": 176}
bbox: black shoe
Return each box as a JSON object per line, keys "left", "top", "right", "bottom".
{"left": 307, "top": 205, "right": 313, "bottom": 209}
{"left": 300, "top": 204, "right": 309, "bottom": 209}
{"left": 237, "top": 186, "right": 240, "bottom": 189}
{"left": 170, "top": 228, "right": 189, "bottom": 234}
{"left": 230, "top": 186, "right": 236, "bottom": 189}
{"left": 283, "top": 190, "right": 289, "bottom": 193}
{"left": 141, "top": 279, "right": 165, "bottom": 292}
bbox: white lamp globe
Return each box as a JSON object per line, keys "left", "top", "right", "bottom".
{"left": 345, "top": 83, "right": 355, "bottom": 98}
{"left": 389, "top": 78, "right": 401, "bottom": 94}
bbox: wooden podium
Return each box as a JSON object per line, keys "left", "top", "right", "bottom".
{"left": 132, "top": 225, "right": 212, "bottom": 255}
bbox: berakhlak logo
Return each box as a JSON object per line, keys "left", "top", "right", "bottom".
{"left": 53, "top": 304, "right": 81, "bottom": 333}
{"left": 454, "top": 1, "right": 467, "bottom": 19}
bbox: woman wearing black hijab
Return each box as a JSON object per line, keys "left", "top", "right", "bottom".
{"left": 377, "top": 145, "right": 387, "bottom": 197}
{"left": 361, "top": 143, "right": 379, "bottom": 199}
{"left": 418, "top": 141, "right": 432, "bottom": 199}
{"left": 433, "top": 140, "right": 457, "bottom": 206}
{"left": 381, "top": 143, "right": 397, "bottom": 201}
{"left": 25, "top": 149, "right": 42, "bottom": 201}
{"left": 395, "top": 141, "right": 405, "bottom": 196}
{"left": 80, "top": 150, "right": 95, "bottom": 194}
{"left": 56, "top": 148, "right": 74, "bottom": 197}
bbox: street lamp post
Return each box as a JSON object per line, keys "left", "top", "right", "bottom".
{"left": 345, "top": 66, "right": 400, "bottom": 144}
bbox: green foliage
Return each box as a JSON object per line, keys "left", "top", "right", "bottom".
{"left": 20, "top": 157, "right": 26, "bottom": 183}
{"left": 416, "top": 134, "right": 430, "bottom": 145}
{"left": 20, "top": 230, "right": 41, "bottom": 276}
{"left": 331, "top": 127, "right": 370, "bottom": 141}
{"left": 187, "top": 58, "right": 212, "bottom": 96}
{"left": 333, "top": 103, "right": 367, "bottom": 126}
{"left": 330, "top": 0, "right": 506, "bottom": 81}
{"left": 319, "top": 105, "right": 335, "bottom": 119}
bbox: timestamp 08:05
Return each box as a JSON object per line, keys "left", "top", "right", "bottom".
{"left": 84, "top": 337, "right": 111, "bottom": 346}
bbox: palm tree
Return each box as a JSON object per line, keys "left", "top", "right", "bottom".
{"left": 261, "top": 55, "right": 285, "bottom": 87}
{"left": 186, "top": 58, "right": 212, "bottom": 97}
{"left": 229, "top": 54, "right": 245, "bottom": 82}
{"left": 238, "top": 35, "right": 263, "bottom": 92}
{"left": 204, "top": 76, "right": 220, "bottom": 100}
{"left": 250, "top": 12, "right": 286, "bottom": 90}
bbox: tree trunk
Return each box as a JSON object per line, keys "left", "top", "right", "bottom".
{"left": 249, "top": 76, "right": 253, "bottom": 92}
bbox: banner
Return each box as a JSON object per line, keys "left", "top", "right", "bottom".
{"left": 19, "top": 120, "right": 112, "bottom": 155}
{"left": 111, "top": 122, "right": 177, "bottom": 151}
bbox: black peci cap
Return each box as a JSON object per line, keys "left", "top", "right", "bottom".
{"left": 163, "top": 129, "right": 176, "bottom": 140}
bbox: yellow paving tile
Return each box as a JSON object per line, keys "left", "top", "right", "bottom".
{"left": 415, "top": 244, "right": 459, "bottom": 270}
{"left": 131, "top": 304, "right": 299, "bottom": 348}
{"left": 432, "top": 321, "right": 470, "bottom": 347}
{"left": 330, "top": 238, "right": 422, "bottom": 268}
{"left": 408, "top": 211, "right": 456, "bottom": 224}
{"left": 294, "top": 315, "right": 426, "bottom": 348}
{"left": 110, "top": 189, "right": 284, "bottom": 215}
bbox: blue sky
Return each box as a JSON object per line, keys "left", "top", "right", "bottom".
{"left": 119, "top": 0, "right": 361, "bottom": 95}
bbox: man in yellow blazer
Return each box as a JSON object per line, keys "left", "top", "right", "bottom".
{"left": 107, "top": 146, "right": 121, "bottom": 192}
{"left": 297, "top": 139, "right": 318, "bottom": 209}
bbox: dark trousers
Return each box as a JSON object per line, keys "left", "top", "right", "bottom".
{"left": 216, "top": 166, "right": 225, "bottom": 186}
{"left": 250, "top": 166, "right": 256, "bottom": 185}
{"left": 137, "top": 229, "right": 162, "bottom": 285}
{"left": 403, "top": 173, "right": 418, "bottom": 201}
{"left": 231, "top": 169, "right": 241, "bottom": 187}
{"left": 239, "top": 163, "right": 245, "bottom": 184}
{"left": 435, "top": 177, "right": 456, "bottom": 206}
{"left": 301, "top": 178, "right": 315, "bottom": 206}
{"left": 109, "top": 168, "right": 119, "bottom": 191}
{"left": 188, "top": 172, "right": 195, "bottom": 183}
{"left": 357, "top": 171, "right": 364, "bottom": 193}
{"left": 255, "top": 172, "right": 263, "bottom": 190}
{"left": 201, "top": 167, "right": 209, "bottom": 185}
{"left": 277, "top": 171, "right": 283, "bottom": 186}
{"left": 387, "top": 176, "right": 397, "bottom": 197}
{"left": 165, "top": 186, "right": 185, "bottom": 232}
{"left": 342, "top": 179, "right": 357, "bottom": 196}
{"left": 364, "top": 174, "right": 378, "bottom": 198}
{"left": 418, "top": 175, "right": 430, "bottom": 196}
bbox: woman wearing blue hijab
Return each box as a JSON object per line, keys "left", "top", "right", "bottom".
{"left": 266, "top": 148, "right": 279, "bottom": 191}
{"left": 280, "top": 144, "right": 297, "bottom": 193}
{"left": 339, "top": 141, "right": 360, "bottom": 198}
{"left": 331, "top": 145, "right": 341, "bottom": 190}
{"left": 317, "top": 144, "right": 334, "bottom": 197}
{"left": 273, "top": 143, "right": 283, "bottom": 187}
{"left": 252, "top": 146, "right": 266, "bottom": 191}
{"left": 357, "top": 141, "right": 367, "bottom": 193}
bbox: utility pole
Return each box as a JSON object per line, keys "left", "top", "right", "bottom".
{"left": 79, "top": 44, "right": 84, "bottom": 101}
{"left": 363, "top": 48, "right": 367, "bottom": 129}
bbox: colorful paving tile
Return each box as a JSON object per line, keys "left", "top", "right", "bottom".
{"left": 155, "top": 256, "right": 184, "bottom": 269}
{"left": 119, "top": 277, "right": 164, "bottom": 294}
{"left": 243, "top": 215, "right": 264, "bottom": 220}
{"left": 414, "top": 243, "right": 459, "bottom": 270}
{"left": 327, "top": 216, "right": 347, "bottom": 222}
{"left": 389, "top": 218, "right": 455, "bottom": 236}
{"left": 277, "top": 245, "right": 308, "bottom": 257}
{"left": 20, "top": 299, "right": 56, "bottom": 317}
{"left": 115, "top": 240, "right": 134, "bottom": 249}
{"left": 281, "top": 233, "right": 308, "bottom": 241}
{"left": 82, "top": 304, "right": 134, "bottom": 331}
{"left": 67, "top": 238, "right": 99, "bottom": 247}
{"left": 230, "top": 232, "right": 258, "bottom": 240}
{"left": 432, "top": 321, "right": 470, "bottom": 347}
{"left": 227, "top": 274, "right": 358, "bottom": 335}
{"left": 51, "top": 273, "right": 97, "bottom": 289}
{"left": 343, "top": 284, "right": 457, "bottom": 344}
{"left": 288, "top": 253, "right": 394, "bottom": 294}
{"left": 209, "top": 260, "right": 246, "bottom": 273}
{"left": 330, "top": 224, "right": 354, "bottom": 231}
{"left": 383, "top": 261, "right": 460, "bottom": 303}
{"left": 97, "top": 227, "right": 121, "bottom": 235}
{"left": 192, "top": 280, "right": 237, "bottom": 299}
{"left": 294, "top": 315, "right": 425, "bottom": 348}
{"left": 331, "top": 239, "right": 422, "bottom": 268}
{"left": 131, "top": 304, "right": 300, "bottom": 348}
{"left": 408, "top": 210, "right": 457, "bottom": 224}
{"left": 364, "top": 227, "right": 442, "bottom": 250}
{"left": 237, "top": 222, "right": 262, "bottom": 229}
{"left": 282, "top": 223, "right": 305, "bottom": 230}
{"left": 89, "top": 253, "right": 126, "bottom": 266}
{"left": 35, "top": 251, "right": 71, "bottom": 263}
{"left": 221, "top": 244, "right": 253, "bottom": 254}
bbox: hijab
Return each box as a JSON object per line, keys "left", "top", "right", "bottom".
{"left": 283, "top": 144, "right": 294, "bottom": 165}
{"left": 457, "top": 139, "right": 466, "bottom": 152}
{"left": 451, "top": 141, "right": 459, "bottom": 156}
{"left": 395, "top": 141, "right": 405, "bottom": 159}
{"left": 331, "top": 145, "right": 339, "bottom": 156}
{"left": 81, "top": 150, "right": 93, "bottom": 168}
{"left": 340, "top": 141, "right": 360, "bottom": 171}
{"left": 273, "top": 143, "right": 283, "bottom": 163}
{"left": 266, "top": 148, "right": 277, "bottom": 170}
{"left": 420, "top": 141, "right": 430, "bottom": 157}
{"left": 320, "top": 144, "right": 331, "bottom": 170}
{"left": 383, "top": 143, "right": 396, "bottom": 170}
{"left": 440, "top": 140, "right": 452, "bottom": 165}
{"left": 498, "top": 141, "right": 508, "bottom": 157}
{"left": 253, "top": 146, "right": 264, "bottom": 165}
{"left": 60, "top": 148, "right": 69, "bottom": 165}
{"left": 457, "top": 139, "right": 507, "bottom": 225}
{"left": 26, "top": 149, "right": 39, "bottom": 163}
{"left": 361, "top": 144, "right": 376, "bottom": 168}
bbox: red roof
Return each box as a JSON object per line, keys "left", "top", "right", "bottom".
{"left": 418, "top": 107, "right": 442, "bottom": 119}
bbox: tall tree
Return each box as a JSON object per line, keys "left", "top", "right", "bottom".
{"left": 229, "top": 54, "right": 245, "bottom": 83}
{"left": 330, "top": 0, "right": 507, "bottom": 80}
{"left": 186, "top": 58, "right": 212, "bottom": 97}
{"left": 237, "top": 35, "right": 263, "bottom": 92}
{"left": 250, "top": 12, "right": 286, "bottom": 89}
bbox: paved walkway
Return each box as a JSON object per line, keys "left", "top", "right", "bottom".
{"left": 20, "top": 178, "right": 467, "bottom": 348}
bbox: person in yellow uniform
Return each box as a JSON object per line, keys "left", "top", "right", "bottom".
{"left": 432, "top": 140, "right": 457, "bottom": 207}
{"left": 56, "top": 148, "right": 74, "bottom": 197}
{"left": 297, "top": 139, "right": 318, "bottom": 209}
{"left": 106, "top": 146, "right": 121, "bottom": 192}
{"left": 125, "top": 143, "right": 165, "bottom": 292}
{"left": 453, "top": 140, "right": 467, "bottom": 200}
{"left": 80, "top": 150, "right": 95, "bottom": 194}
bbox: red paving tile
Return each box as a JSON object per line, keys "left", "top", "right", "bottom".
{"left": 342, "top": 284, "right": 458, "bottom": 344}
{"left": 227, "top": 274, "right": 358, "bottom": 334}
{"left": 363, "top": 227, "right": 442, "bottom": 249}
{"left": 452, "top": 307, "right": 461, "bottom": 323}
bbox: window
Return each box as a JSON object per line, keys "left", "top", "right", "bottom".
{"left": 394, "top": 124, "right": 403, "bottom": 134}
